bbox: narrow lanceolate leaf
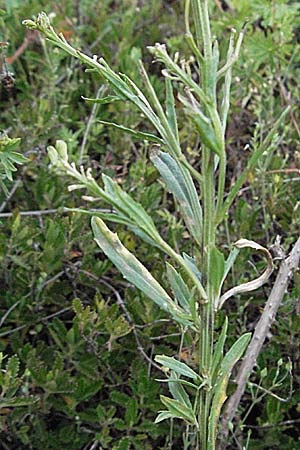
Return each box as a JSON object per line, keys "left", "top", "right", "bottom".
{"left": 101, "top": 174, "right": 162, "bottom": 245}
{"left": 214, "top": 247, "right": 239, "bottom": 310}
{"left": 91, "top": 217, "right": 192, "bottom": 327}
{"left": 150, "top": 149, "right": 202, "bottom": 244}
{"left": 178, "top": 93, "right": 222, "bottom": 156}
{"left": 220, "top": 333, "right": 251, "bottom": 376}
{"left": 98, "top": 58, "right": 166, "bottom": 138}
{"left": 210, "top": 246, "right": 225, "bottom": 298}
{"left": 166, "top": 263, "right": 191, "bottom": 311}
{"left": 98, "top": 120, "right": 164, "bottom": 144}
{"left": 168, "top": 371, "right": 193, "bottom": 409}
{"left": 82, "top": 95, "right": 123, "bottom": 104}
{"left": 183, "top": 253, "right": 202, "bottom": 281}
{"left": 190, "top": 111, "right": 222, "bottom": 156}
{"left": 155, "top": 355, "right": 200, "bottom": 380}
{"left": 224, "top": 247, "right": 239, "bottom": 280}
{"left": 211, "top": 317, "right": 228, "bottom": 384}
{"left": 159, "top": 395, "right": 197, "bottom": 425}
{"left": 165, "top": 78, "right": 179, "bottom": 142}
{"left": 208, "top": 333, "right": 251, "bottom": 450}
{"left": 154, "top": 411, "right": 174, "bottom": 423}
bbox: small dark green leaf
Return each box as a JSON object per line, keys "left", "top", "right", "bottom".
{"left": 115, "top": 437, "right": 130, "bottom": 450}
{"left": 0, "top": 397, "right": 39, "bottom": 409}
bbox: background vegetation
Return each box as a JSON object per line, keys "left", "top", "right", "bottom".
{"left": 0, "top": 1, "right": 299, "bottom": 449}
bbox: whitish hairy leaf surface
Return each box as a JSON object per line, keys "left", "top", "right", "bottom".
{"left": 168, "top": 371, "right": 193, "bottom": 409}
{"left": 91, "top": 217, "right": 192, "bottom": 327}
{"left": 101, "top": 174, "right": 162, "bottom": 242}
{"left": 155, "top": 355, "right": 200, "bottom": 380}
{"left": 151, "top": 149, "right": 202, "bottom": 244}
{"left": 166, "top": 263, "right": 191, "bottom": 312}
{"left": 158, "top": 395, "right": 197, "bottom": 425}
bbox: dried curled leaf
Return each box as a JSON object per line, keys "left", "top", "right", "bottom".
{"left": 218, "top": 239, "right": 274, "bottom": 310}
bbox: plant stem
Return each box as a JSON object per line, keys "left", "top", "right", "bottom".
{"left": 192, "top": 1, "right": 218, "bottom": 447}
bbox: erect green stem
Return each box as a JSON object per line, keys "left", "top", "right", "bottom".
{"left": 191, "top": 1, "right": 218, "bottom": 448}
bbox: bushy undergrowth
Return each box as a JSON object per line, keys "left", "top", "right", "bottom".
{"left": 0, "top": 1, "right": 300, "bottom": 449}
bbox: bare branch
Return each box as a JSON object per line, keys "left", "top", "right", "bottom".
{"left": 0, "top": 179, "right": 21, "bottom": 212}
{"left": 0, "top": 307, "right": 72, "bottom": 338}
{"left": 245, "top": 418, "right": 300, "bottom": 430}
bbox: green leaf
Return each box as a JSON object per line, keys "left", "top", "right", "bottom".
{"left": 98, "top": 120, "right": 164, "bottom": 144}
{"left": 211, "top": 317, "right": 228, "bottom": 384}
{"left": 183, "top": 253, "right": 202, "bottom": 281}
{"left": 210, "top": 247, "right": 225, "bottom": 297}
{"left": 125, "top": 397, "right": 138, "bottom": 426}
{"left": 6, "top": 355, "right": 20, "bottom": 380}
{"left": 213, "top": 247, "right": 239, "bottom": 310}
{"left": 168, "top": 371, "right": 193, "bottom": 409}
{"left": 159, "top": 395, "right": 197, "bottom": 425}
{"left": 166, "top": 263, "right": 191, "bottom": 311}
{"left": 154, "top": 411, "right": 174, "bottom": 423}
{"left": 101, "top": 174, "right": 163, "bottom": 246}
{"left": 82, "top": 95, "right": 122, "bottom": 104}
{"left": 179, "top": 95, "right": 222, "bottom": 156}
{"left": 91, "top": 217, "right": 192, "bottom": 327}
{"left": 208, "top": 333, "right": 251, "bottom": 449}
{"left": 0, "top": 397, "right": 39, "bottom": 409}
{"left": 155, "top": 355, "right": 199, "bottom": 380}
{"left": 220, "top": 333, "right": 251, "bottom": 376}
{"left": 114, "top": 437, "right": 130, "bottom": 450}
{"left": 224, "top": 247, "right": 239, "bottom": 279}
{"left": 98, "top": 58, "right": 166, "bottom": 137}
{"left": 165, "top": 78, "right": 179, "bottom": 142}
{"left": 150, "top": 150, "right": 202, "bottom": 244}
{"left": 7, "top": 152, "right": 28, "bottom": 164}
